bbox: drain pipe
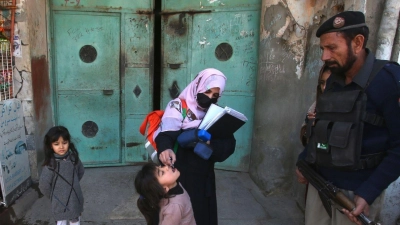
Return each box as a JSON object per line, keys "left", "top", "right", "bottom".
{"left": 375, "top": 0, "right": 400, "bottom": 60}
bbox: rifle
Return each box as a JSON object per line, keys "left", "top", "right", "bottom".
{"left": 296, "top": 159, "right": 381, "bottom": 225}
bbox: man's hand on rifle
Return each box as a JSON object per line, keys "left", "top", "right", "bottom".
{"left": 341, "top": 195, "right": 369, "bottom": 225}
{"left": 295, "top": 168, "right": 308, "bottom": 184}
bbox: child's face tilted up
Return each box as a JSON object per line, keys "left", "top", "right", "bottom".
{"left": 156, "top": 166, "right": 180, "bottom": 192}
{"left": 51, "top": 137, "right": 70, "bottom": 156}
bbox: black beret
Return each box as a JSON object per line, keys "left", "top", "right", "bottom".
{"left": 316, "top": 11, "right": 367, "bottom": 37}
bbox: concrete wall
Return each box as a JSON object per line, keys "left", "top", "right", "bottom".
{"left": 24, "top": 0, "right": 53, "bottom": 180}
{"left": 251, "top": 0, "right": 330, "bottom": 200}
{"left": 10, "top": 0, "right": 39, "bottom": 181}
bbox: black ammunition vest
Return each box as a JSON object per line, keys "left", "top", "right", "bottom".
{"left": 305, "top": 60, "right": 391, "bottom": 170}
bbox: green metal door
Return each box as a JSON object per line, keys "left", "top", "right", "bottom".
{"left": 161, "top": 1, "right": 260, "bottom": 171}
{"left": 53, "top": 11, "right": 121, "bottom": 165}
{"left": 50, "top": 0, "right": 258, "bottom": 169}
{"left": 51, "top": 1, "right": 154, "bottom": 166}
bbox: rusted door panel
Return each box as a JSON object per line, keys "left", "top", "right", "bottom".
{"left": 57, "top": 94, "right": 120, "bottom": 164}
{"left": 51, "top": 1, "right": 154, "bottom": 166}
{"left": 161, "top": 68, "right": 190, "bottom": 106}
{"left": 191, "top": 12, "right": 259, "bottom": 93}
{"left": 53, "top": 11, "right": 121, "bottom": 165}
{"left": 124, "top": 14, "right": 153, "bottom": 67}
{"left": 160, "top": 13, "right": 191, "bottom": 107}
{"left": 161, "top": 8, "right": 260, "bottom": 171}
{"left": 123, "top": 13, "right": 154, "bottom": 163}
{"left": 163, "top": 0, "right": 260, "bottom": 11}
{"left": 51, "top": 0, "right": 152, "bottom": 10}
{"left": 192, "top": 11, "right": 259, "bottom": 172}
{"left": 124, "top": 67, "right": 152, "bottom": 163}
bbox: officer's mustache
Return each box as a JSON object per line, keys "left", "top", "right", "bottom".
{"left": 324, "top": 61, "right": 339, "bottom": 67}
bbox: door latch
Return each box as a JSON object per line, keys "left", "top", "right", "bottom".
{"left": 103, "top": 90, "right": 114, "bottom": 95}
{"left": 168, "top": 63, "right": 182, "bottom": 69}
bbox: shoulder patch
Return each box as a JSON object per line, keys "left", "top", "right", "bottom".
{"left": 186, "top": 109, "right": 197, "bottom": 121}
{"left": 169, "top": 100, "right": 182, "bottom": 113}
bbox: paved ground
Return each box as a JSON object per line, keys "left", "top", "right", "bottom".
{"left": 1, "top": 165, "right": 304, "bottom": 225}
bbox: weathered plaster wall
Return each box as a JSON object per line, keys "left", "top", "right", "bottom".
{"left": 9, "top": 0, "right": 39, "bottom": 180}
{"left": 26, "top": 0, "right": 53, "bottom": 180}
{"left": 251, "top": 0, "right": 328, "bottom": 200}
{"left": 364, "top": 1, "right": 385, "bottom": 53}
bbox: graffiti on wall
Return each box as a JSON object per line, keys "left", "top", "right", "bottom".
{"left": 192, "top": 11, "right": 259, "bottom": 86}
{"left": 304, "top": 45, "right": 323, "bottom": 79}
{"left": 259, "top": 2, "right": 307, "bottom": 80}
{"left": 0, "top": 99, "right": 30, "bottom": 206}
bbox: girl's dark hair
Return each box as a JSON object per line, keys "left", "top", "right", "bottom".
{"left": 316, "top": 64, "right": 331, "bottom": 100}
{"left": 134, "top": 163, "right": 169, "bottom": 225}
{"left": 42, "top": 126, "right": 80, "bottom": 168}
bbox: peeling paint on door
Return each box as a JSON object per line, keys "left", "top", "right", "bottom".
{"left": 50, "top": 1, "right": 154, "bottom": 166}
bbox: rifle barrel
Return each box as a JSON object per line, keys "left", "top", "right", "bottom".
{"left": 296, "top": 160, "right": 380, "bottom": 225}
{"left": 359, "top": 213, "right": 381, "bottom": 225}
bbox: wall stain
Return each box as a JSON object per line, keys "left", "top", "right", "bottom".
{"left": 31, "top": 56, "right": 50, "bottom": 122}
{"left": 164, "top": 13, "right": 187, "bottom": 36}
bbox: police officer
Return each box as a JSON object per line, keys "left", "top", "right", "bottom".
{"left": 296, "top": 11, "right": 400, "bottom": 225}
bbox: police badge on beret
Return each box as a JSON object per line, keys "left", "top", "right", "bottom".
{"left": 316, "top": 11, "right": 368, "bottom": 37}
{"left": 333, "top": 17, "right": 345, "bottom": 28}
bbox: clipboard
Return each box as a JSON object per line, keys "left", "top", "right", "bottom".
{"left": 198, "top": 104, "right": 247, "bottom": 138}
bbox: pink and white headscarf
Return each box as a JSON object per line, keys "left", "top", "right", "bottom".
{"left": 155, "top": 68, "right": 227, "bottom": 136}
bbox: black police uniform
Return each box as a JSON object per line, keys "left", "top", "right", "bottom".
{"left": 299, "top": 11, "right": 400, "bottom": 206}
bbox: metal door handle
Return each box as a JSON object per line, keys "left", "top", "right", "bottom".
{"left": 103, "top": 90, "right": 114, "bottom": 95}
{"left": 168, "top": 63, "right": 182, "bottom": 69}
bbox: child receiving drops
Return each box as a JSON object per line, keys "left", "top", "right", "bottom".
{"left": 135, "top": 162, "right": 196, "bottom": 225}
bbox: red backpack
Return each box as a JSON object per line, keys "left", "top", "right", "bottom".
{"left": 139, "top": 99, "right": 188, "bottom": 151}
